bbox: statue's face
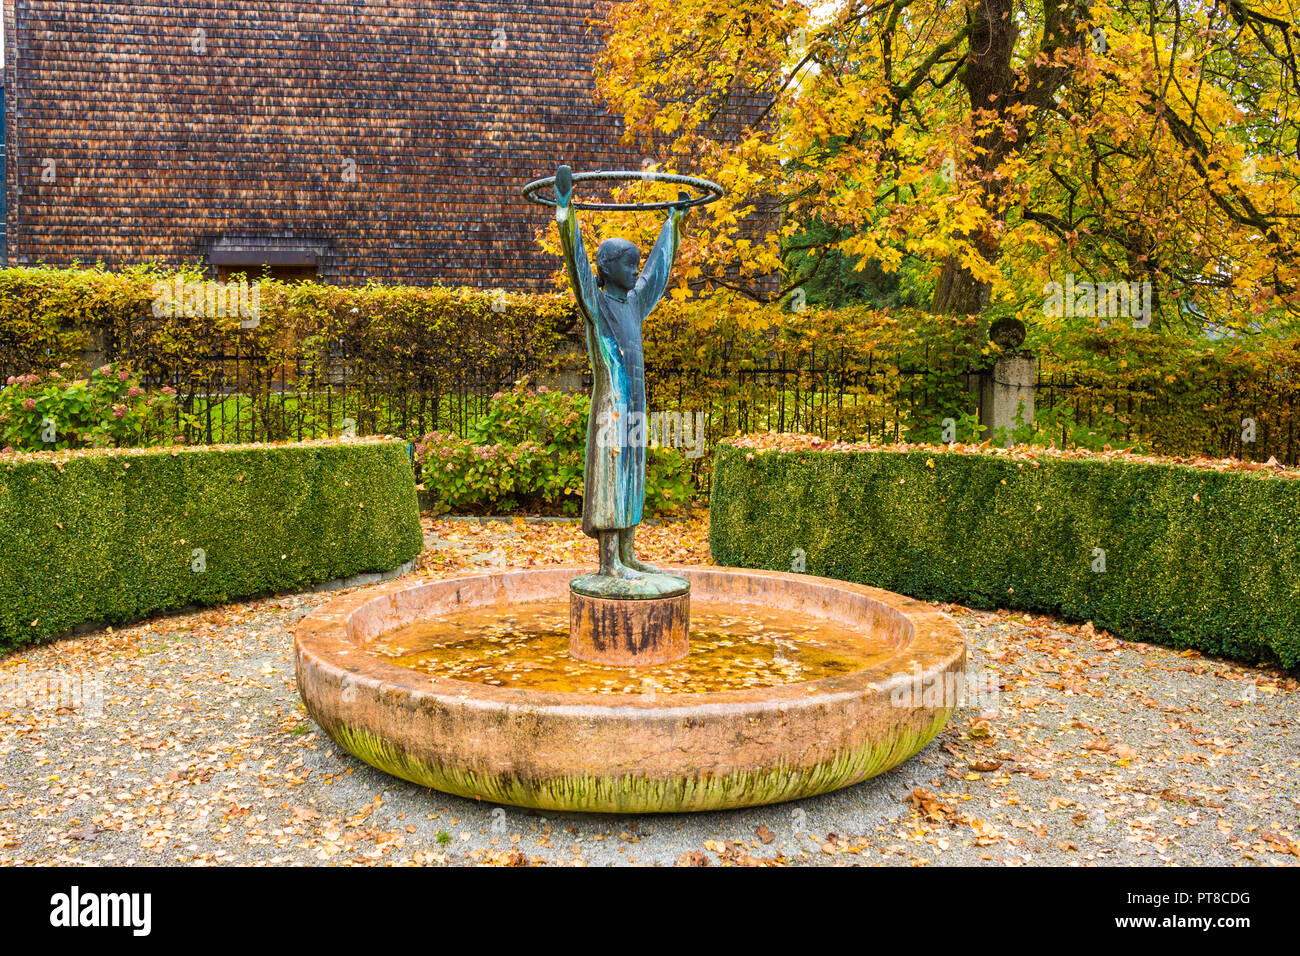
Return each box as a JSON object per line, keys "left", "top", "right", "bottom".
{"left": 605, "top": 246, "right": 640, "bottom": 293}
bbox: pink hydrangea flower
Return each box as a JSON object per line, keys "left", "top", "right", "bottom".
{"left": 161, "top": 386, "right": 176, "bottom": 395}
{"left": 112, "top": 405, "right": 128, "bottom": 420}
{"left": 98, "top": 364, "right": 112, "bottom": 376}
{"left": 22, "top": 398, "right": 36, "bottom": 412}
{"left": 117, "top": 369, "right": 131, "bottom": 381}
{"left": 126, "top": 386, "right": 143, "bottom": 398}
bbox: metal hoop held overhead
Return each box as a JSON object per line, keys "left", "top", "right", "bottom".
{"left": 521, "top": 170, "right": 725, "bottom": 211}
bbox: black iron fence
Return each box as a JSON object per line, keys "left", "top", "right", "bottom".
{"left": 26, "top": 325, "right": 1300, "bottom": 468}
{"left": 648, "top": 346, "right": 979, "bottom": 445}
{"left": 125, "top": 332, "right": 550, "bottom": 446}
{"left": 118, "top": 332, "right": 979, "bottom": 451}
{"left": 1034, "top": 367, "right": 1300, "bottom": 465}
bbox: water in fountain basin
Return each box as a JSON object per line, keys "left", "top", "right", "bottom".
{"left": 366, "top": 599, "right": 894, "bottom": 695}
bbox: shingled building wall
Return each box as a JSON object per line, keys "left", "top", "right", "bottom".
{"left": 2, "top": 0, "right": 646, "bottom": 289}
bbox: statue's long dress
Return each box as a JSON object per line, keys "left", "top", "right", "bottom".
{"left": 556, "top": 203, "right": 680, "bottom": 538}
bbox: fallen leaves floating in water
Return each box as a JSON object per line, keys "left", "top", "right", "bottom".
{"left": 370, "top": 600, "right": 875, "bottom": 695}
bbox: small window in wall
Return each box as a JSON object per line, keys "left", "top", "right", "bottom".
{"left": 215, "top": 263, "right": 318, "bottom": 283}
{"left": 208, "top": 241, "right": 325, "bottom": 284}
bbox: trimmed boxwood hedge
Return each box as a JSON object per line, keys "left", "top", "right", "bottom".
{"left": 710, "top": 442, "right": 1300, "bottom": 670}
{"left": 0, "top": 439, "right": 423, "bottom": 650}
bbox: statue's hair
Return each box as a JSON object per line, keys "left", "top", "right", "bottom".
{"left": 595, "top": 238, "right": 639, "bottom": 289}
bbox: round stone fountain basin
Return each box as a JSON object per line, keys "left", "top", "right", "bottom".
{"left": 294, "top": 566, "right": 965, "bottom": 813}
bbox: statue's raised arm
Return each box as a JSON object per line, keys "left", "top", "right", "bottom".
{"left": 554, "top": 165, "right": 600, "bottom": 322}
{"left": 632, "top": 192, "right": 690, "bottom": 320}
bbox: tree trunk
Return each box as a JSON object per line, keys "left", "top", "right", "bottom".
{"left": 928, "top": 0, "right": 1018, "bottom": 322}
{"left": 930, "top": 257, "right": 992, "bottom": 315}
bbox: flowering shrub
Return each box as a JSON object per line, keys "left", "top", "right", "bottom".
{"left": 416, "top": 431, "right": 559, "bottom": 512}
{"left": 0, "top": 363, "right": 178, "bottom": 452}
{"left": 415, "top": 385, "right": 694, "bottom": 514}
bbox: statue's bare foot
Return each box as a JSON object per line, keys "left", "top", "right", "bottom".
{"left": 619, "top": 532, "right": 659, "bottom": 574}
{"left": 610, "top": 561, "right": 644, "bottom": 581}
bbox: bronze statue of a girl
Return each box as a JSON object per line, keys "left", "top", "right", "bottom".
{"left": 553, "top": 164, "right": 692, "bottom": 583}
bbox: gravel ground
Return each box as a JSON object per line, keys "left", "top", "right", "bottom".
{"left": 1, "top": 515, "right": 1296, "bottom": 867}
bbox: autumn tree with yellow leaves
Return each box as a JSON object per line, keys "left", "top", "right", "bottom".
{"left": 593, "top": 0, "right": 1300, "bottom": 335}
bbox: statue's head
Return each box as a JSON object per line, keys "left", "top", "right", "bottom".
{"left": 596, "top": 238, "right": 640, "bottom": 295}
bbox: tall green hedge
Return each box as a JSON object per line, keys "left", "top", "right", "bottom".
{"left": 710, "top": 443, "right": 1300, "bottom": 669}
{"left": 0, "top": 264, "right": 575, "bottom": 380}
{"left": 0, "top": 439, "right": 423, "bottom": 649}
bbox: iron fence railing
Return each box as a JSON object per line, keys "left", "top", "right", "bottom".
{"left": 16, "top": 325, "right": 1300, "bottom": 466}
{"left": 1034, "top": 368, "right": 1300, "bottom": 465}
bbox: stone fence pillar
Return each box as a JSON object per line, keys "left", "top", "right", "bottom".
{"left": 979, "top": 351, "right": 1037, "bottom": 446}
{"left": 977, "top": 318, "right": 1036, "bottom": 446}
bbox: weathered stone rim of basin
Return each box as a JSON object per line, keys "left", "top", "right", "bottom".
{"left": 294, "top": 566, "right": 966, "bottom": 812}
{"left": 296, "top": 566, "right": 960, "bottom": 709}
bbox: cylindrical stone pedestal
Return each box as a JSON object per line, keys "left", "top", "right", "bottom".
{"left": 569, "top": 575, "right": 690, "bottom": 666}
